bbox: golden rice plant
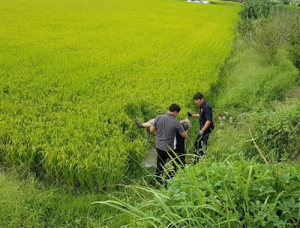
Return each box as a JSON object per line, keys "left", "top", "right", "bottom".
{"left": 0, "top": 0, "right": 240, "bottom": 189}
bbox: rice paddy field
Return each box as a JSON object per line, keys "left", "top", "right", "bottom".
{"left": 0, "top": 0, "right": 240, "bottom": 189}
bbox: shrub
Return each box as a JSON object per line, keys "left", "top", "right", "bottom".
{"left": 210, "top": 100, "right": 300, "bottom": 163}
{"left": 238, "top": 0, "right": 275, "bottom": 20}
{"left": 238, "top": 13, "right": 287, "bottom": 62}
{"left": 238, "top": 4, "right": 300, "bottom": 65}
{"left": 248, "top": 100, "right": 300, "bottom": 162}
{"left": 286, "top": 10, "right": 300, "bottom": 71}
{"left": 283, "top": 0, "right": 290, "bottom": 5}
{"left": 96, "top": 161, "right": 300, "bottom": 227}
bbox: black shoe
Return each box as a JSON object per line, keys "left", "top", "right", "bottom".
{"left": 134, "top": 119, "right": 144, "bottom": 128}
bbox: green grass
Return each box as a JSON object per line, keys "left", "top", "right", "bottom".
{"left": 95, "top": 161, "right": 300, "bottom": 227}
{"left": 0, "top": 167, "right": 133, "bottom": 227}
{"left": 0, "top": 0, "right": 241, "bottom": 189}
{"left": 206, "top": 2, "right": 300, "bottom": 163}
{"left": 210, "top": 40, "right": 299, "bottom": 110}
{"left": 208, "top": 41, "right": 300, "bottom": 161}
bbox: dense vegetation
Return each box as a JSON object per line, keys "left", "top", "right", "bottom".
{"left": 210, "top": 0, "right": 300, "bottom": 162}
{"left": 1, "top": 0, "right": 300, "bottom": 227}
{"left": 98, "top": 162, "right": 300, "bottom": 227}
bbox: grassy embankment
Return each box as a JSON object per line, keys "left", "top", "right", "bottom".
{"left": 209, "top": 39, "right": 300, "bottom": 162}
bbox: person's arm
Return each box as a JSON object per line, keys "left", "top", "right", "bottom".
{"left": 201, "top": 120, "right": 211, "bottom": 132}
{"left": 177, "top": 122, "right": 188, "bottom": 138}
{"left": 150, "top": 117, "right": 158, "bottom": 133}
{"left": 200, "top": 107, "right": 213, "bottom": 133}
{"left": 180, "top": 131, "right": 188, "bottom": 138}
{"left": 150, "top": 125, "right": 156, "bottom": 133}
{"left": 192, "top": 113, "right": 200, "bottom": 118}
{"left": 188, "top": 112, "right": 200, "bottom": 118}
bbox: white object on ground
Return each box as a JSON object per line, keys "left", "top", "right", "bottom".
{"left": 186, "top": 0, "right": 210, "bottom": 3}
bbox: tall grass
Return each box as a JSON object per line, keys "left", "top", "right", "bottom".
{"left": 0, "top": 0, "right": 241, "bottom": 189}
{"left": 0, "top": 167, "right": 133, "bottom": 227}
{"left": 211, "top": 40, "right": 298, "bottom": 110}
{"left": 208, "top": 2, "right": 300, "bottom": 162}
{"left": 94, "top": 160, "right": 300, "bottom": 227}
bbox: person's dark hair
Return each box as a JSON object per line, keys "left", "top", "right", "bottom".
{"left": 193, "top": 92, "right": 204, "bottom": 100}
{"left": 169, "top": 103, "right": 181, "bottom": 112}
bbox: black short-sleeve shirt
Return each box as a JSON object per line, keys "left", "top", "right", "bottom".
{"left": 199, "top": 101, "right": 214, "bottom": 131}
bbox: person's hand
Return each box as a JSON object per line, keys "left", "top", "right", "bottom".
{"left": 187, "top": 112, "right": 192, "bottom": 117}
{"left": 198, "top": 130, "right": 204, "bottom": 136}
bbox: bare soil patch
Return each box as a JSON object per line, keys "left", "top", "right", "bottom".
{"left": 285, "top": 87, "right": 300, "bottom": 98}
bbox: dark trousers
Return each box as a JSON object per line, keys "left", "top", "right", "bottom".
{"left": 193, "top": 131, "right": 211, "bottom": 164}
{"left": 156, "top": 148, "right": 181, "bottom": 184}
{"left": 173, "top": 150, "right": 186, "bottom": 172}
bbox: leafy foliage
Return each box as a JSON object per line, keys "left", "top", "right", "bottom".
{"left": 238, "top": 0, "right": 275, "bottom": 20}
{"left": 247, "top": 100, "right": 300, "bottom": 161}
{"left": 97, "top": 161, "right": 300, "bottom": 227}
{"left": 238, "top": 15, "right": 286, "bottom": 62}
{"left": 238, "top": 1, "right": 300, "bottom": 64}
{"left": 286, "top": 9, "right": 300, "bottom": 71}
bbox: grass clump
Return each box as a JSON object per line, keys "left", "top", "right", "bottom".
{"left": 95, "top": 161, "right": 300, "bottom": 227}
{"left": 211, "top": 39, "right": 298, "bottom": 110}
{"left": 246, "top": 100, "right": 300, "bottom": 161}
{"left": 0, "top": 167, "right": 132, "bottom": 227}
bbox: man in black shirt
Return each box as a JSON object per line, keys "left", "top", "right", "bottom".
{"left": 188, "top": 92, "right": 214, "bottom": 164}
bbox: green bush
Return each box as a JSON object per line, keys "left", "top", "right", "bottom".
{"left": 97, "top": 161, "right": 300, "bottom": 227}
{"left": 238, "top": 4, "right": 300, "bottom": 67}
{"left": 210, "top": 100, "right": 300, "bottom": 164}
{"left": 238, "top": 15, "right": 286, "bottom": 62}
{"left": 248, "top": 100, "right": 300, "bottom": 161}
{"left": 238, "top": 0, "right": 275, "bottom": 20}
{"left": 283, "top": 0, "right": 290, "bottom": 4}
{"left": 286, "top": 10, "right": 300, "bottom": 71}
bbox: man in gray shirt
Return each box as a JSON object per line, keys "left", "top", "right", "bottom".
{"left": 150, "top": 103, "right": 188, "bottom": 185}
